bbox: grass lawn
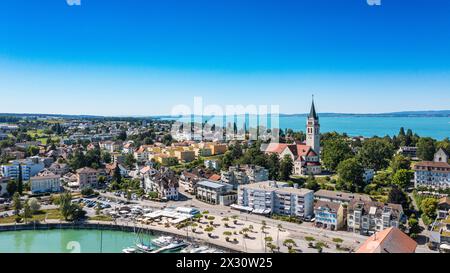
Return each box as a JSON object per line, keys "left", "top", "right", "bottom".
{"left": 0, "top": 209, "right": 63, "bottom": 224}
{"left": 35, "top": 136, "right": 60, "bottom": 145}
{"left": 89, "top": 215, "right": 113, "bottom": 222}
{"left": 200, "top": 154, "right": 224, "bottom": 161}
{"left": 26, "top": 129, "right": 45, "bottom": 137}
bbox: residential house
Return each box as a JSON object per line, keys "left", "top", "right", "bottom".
{"left": 48, "top": 163, "right": 70, "bottom": 176}
{"left": 438, "top": 197, "right": 450, "bottom": 219}
{"left": 134, "top": 146, "right": 150, "bottom": 163}
{"left": 111, "top": 152, "right": 125, "bottom": 164}
{"left": 430, "top": 215, "right": 450, "bottom": 248}
{"left": 237, "top": 181, "right": 314, "bottom": 218}
{"left": 122, "top": 141, "right": 135, "bottom": 154}
{"left": 105, "top": 162, "right": 128, "bottom": 177}
{"left": 204, "top": 159, "right": 220, "bottom": 170}
{"left": 314, "top": 200, "right": 345, "bottom": 231}
{"left": 143, "top": 167, "right": 179, "bottom": 200}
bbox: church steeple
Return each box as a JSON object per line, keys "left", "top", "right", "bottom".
{"left": 308, "top": 95, "right": 318, "bottom": 120}
{"left": 306, "top": 95, "right": 320, "bottom": 154}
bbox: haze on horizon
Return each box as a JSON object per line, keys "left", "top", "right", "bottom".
{"left": 1, "top": 0, "right": 450, "bottom": 116}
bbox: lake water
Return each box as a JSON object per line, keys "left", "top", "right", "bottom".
{"left": 0, "top": 229, "right": 156, "bottom": 253}
{"left": 165, "top": 116, "right": 450, "bottom": 140}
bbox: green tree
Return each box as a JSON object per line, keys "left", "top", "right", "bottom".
{"left": 391, "top": 169, "right": 413, "bottom": 190}
{"left": 123, "top": 153, "right": 136, "bottom": 168}
{"left": 113, "top": 164, "right": 122, "bottom": 184}
{"left": 59, "top": 192, "right": 73, "bottom": 221}
{"left": 6, "top": 180, "right": 17, "bottom": 196}
{"left": 304, "top": 175, "right": 320, "bottom": 191}
{"left": 387, "top": 187, "right": 409, "bottom": 209}
{"left": 26, "top": 146, "right": 40, "bottom": 157}
{"left": 279, "top": 155, "right": 294, "bottom": 181}
{"left": 17, "top": 164, "right": 23, "bottom": 195}
{"left": 322, "top": 137, "right": 353, "bottom": 171}
{"left": 420, "top": 198, "right": 438, "bottom": 219}
{"left": 390, "top": 154, "right": 411, "bottom": 173}
{"left": 357, "top": 138, "right": 394, "bottom": 171}
{"left": 417, "top": 137, "right": 436, "bottom": 161}
{"left": 81, "top": 187, "right": 94, "bottom": 197}
{"left": 408, "top": 214, "right": 421, "bottom": 237}
{"left": 221, "top": 151, "right": 234, "bottom": 170}
{"left": 436, "top": 138, "right": 450, "bottom": 158}
{"left": 336, "top": 157, "right": 365, "bottom": 192}
{"left": 23, "top": 202, "right": 32, "bottom": 223}
{"left": 101, "top": 151, "right": 112, "bottom": 164}
{"left": 69, "top": 150, "right": 86, "bottom": 170}
{"left": 266, "top": 153, "right": 280, "bottom": 180}
{"left": 12, "top": 192, "right": 22, "bottom": 215}
{"left": 28, "top": 198, "right": 41, "bottom": 214}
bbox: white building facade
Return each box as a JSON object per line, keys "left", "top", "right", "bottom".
{"left": 237, "top": 181, "right": 314, "bottom": 218}
{"left": 30, "top": 175, "right": 61, "bottom": 194}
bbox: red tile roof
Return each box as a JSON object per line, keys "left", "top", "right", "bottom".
{"left": 356, "top": 227, "right": 417, "bottom": 253}
{"left": 208, "top": 174, "right": 221, "bottom": 181}
{"left": 263, "top": 143, "right": 313, "bottom": 158}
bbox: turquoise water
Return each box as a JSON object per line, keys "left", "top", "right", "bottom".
{"left": 0, "top": 229, "right": 156, "bottom": 253}
{"left": 166, "top": 116, "right": 450, "bottom": 140}
{"left": 281, "top": 116, "right": 450, "bottom": 140}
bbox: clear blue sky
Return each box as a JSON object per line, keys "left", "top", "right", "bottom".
{"left": 1, "top": 0, "right": 450, "bottom": 116}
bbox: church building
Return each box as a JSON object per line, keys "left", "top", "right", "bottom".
{"left": 261, "top": 98, "right": 322, "bottom": 176}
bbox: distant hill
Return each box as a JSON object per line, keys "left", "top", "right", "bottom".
{"left": 1, "top": 110, "right": 449, "bottom": 119}
{"left": 280, "top": 110, "right": 450, "bottom": 118}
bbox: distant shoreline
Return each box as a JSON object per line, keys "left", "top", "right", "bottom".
{"left": 1, "top": 110, "right": 450, "bottom": 119}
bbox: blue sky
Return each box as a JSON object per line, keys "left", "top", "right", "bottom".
{"left": 1, "top": 0, "right": 450, "bottom": 116}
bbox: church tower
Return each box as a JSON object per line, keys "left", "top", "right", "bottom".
{"left": 306, "top": 96, "right": 320, "bottom": 155}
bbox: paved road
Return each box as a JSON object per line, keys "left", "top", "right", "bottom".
{"left": 98, "top": 191, "right": 367, "bottom": 247}
{"left": 96, "top": 190, "right": 438, "bottom": 253}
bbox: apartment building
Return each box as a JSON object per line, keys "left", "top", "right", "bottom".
{"left": 174, "top": 150, "right": 195, "bottom": 163}
{"left": 0, "top": 176, "right": 9, "bottom": 196}
{"left": 398, "top": 146, "right": 418, "bottom": 160}
{"left": 195, "top": 180, "right": 236, "bottom": 206}
{"left": 99, "top": 141, "right": 122, "bottom": 153}
{"left": 1, "top": 157, "right": 45, "bottom": 181}
{"left": 76, "top": 167, "right": 99, "bottom": 189}
{"left": 314, "top": 189, "right": 372, "bottom": 204}
{"left": 30, "top": 174, "right": 61, "bottom": 194}
{"left": 237, "top": 181, "right": 314, "bottom": 218}
{"left": 47, "top": 163, "right": 70, "bottom": 176}
{"left": 221, "top": 165, "right": 269, "bottom": 189}
{"left": 143, "top": 167, "right": 179, "bottom": 200}
{"left": 414, "top": 148, "right": 450, "bottom": 190}
{"left": 347, "top": 200, "right": 404, "bottom": 235}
